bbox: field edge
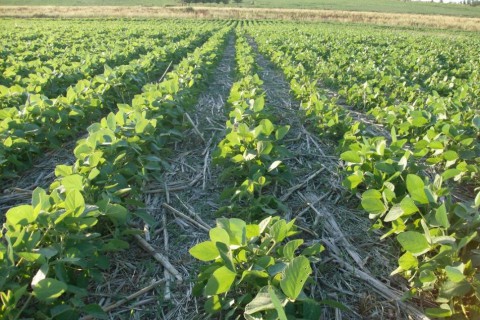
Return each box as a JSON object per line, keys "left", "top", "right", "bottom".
{"left": 1, "top": 5, "right": 480, "bottom": 31}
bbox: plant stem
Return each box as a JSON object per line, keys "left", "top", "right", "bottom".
{"left": 13, "top": 293, "right": 32, "bottom": 320}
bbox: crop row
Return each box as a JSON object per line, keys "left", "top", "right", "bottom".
{"left": 0, "top": 20, "right": 215, "bottom": 76}
{"left": 253, "top": 24, "right": 479, "bottom": 188}
{"left": 1, "top": 31, "right": 155, "bottom": 98}
{"left": 0, "top": 20, "right": 227, "bottom": 109}
{"left": 250, "top": 25, "right": 480, "bottom": 318}
{"left": 0, "top": 26, "right": 231, "bottom": 319}
{"left": 189, "top": 29, "right": 324, "bottom": 320}
{"left": 0, "top": 27, "right": 219, "bottom": 181}
{"left": 0, "top": 22, "right": 223, "bottom": 108}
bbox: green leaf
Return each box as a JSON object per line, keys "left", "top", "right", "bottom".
{"left": 431, "top": 236, "right": 455, "bottom": 245}
{"left": 205, "top": 266, "right": 236, "bottom": 295}
{"left": 257, "top": 141, "right": 273, "bottom": 155}
{"left": 391, "top": 126, "right": 397, "bottom": 142}
{"left": 17, "top": 252, "right": 43, "bottom": 263}
{"left": 5, "top": 234, "right": 14, "bottom": 264}
{"left": 340, "top": 151, "right": 361, "bottom": 163}
{"left": 361, "top": 190, "right": 386, "bottom": 215}
{"left": 343, "top": 174, "right": 363, "bottom": 189}
{"left": 217, "top": 218, "right": 247, "bottom": 246}
{"left": 50, "top": 304, "right": 74, "bottom": 318}
{"left": 445, "top": 265, "right": 465, "bottom": 283}
{"left": 362, "top": 198, "right": 387, "bottom": 214}
{"left": 88, "top": 168, "right": 101, "bottom": 181}
{"left": 270, "top": 219, "right": 288, "bottom": 243}
{"left": 65, "top": 190, "right": 85, "bottom": 216}
{"left": 439, "top": 280, "right": 471, "bottom": 299}
{"left": 256, "top": 256, "right": 274, "bottom": 270}
{"left": 239, "top": 270, "right": 269, "bottom": 284}
{"left": 435, "top": 204, "right": 450, "bottom": 229}
{"left": 457, "top": 231, "right": 477, "bottom": 250}
{"left": 258, "top": 217, "right": 272, "bottom": 234}
{"left": 6, "top": 205, "right": 37, "bottom": 228}
{"left": 391, "top": 252, "right": 418, "bottom": 275}
{"left": 384, "top": 205, "right": 403, "bottom": 222}
{"left": 106, "top": 112, "right": 117, "bottom": 131}
{"left": 77, "top": 217, "right": 98, "bottom": 229}
{"left": 61, "top": 174, "right": 84, "bottom": 192}
{"left": 205, "top": 295, "right": 222, "bottom": 313}
{"left": 268, "top": 262, "right": 287, "bottom": 276}
{"left": 209, "top": 227, "right": 230, "bottom": 246}
{"left": 268, "top": 286, "right": 288, "bottom": 320}
{"left": 252, "top": 96, "right": 265, "bottom": 112}
{"left": 419, "top": 270, "right": 436, "bottom": 284}
{"left": 280, "top": 256, "right": 312, "bottom": 300}
{"left": 189, "top": 241, "right": 219, "bottom": 261}
{"left": 38, "top": 247, "right": 58, "bottom": 259}
{"left": 4, "top": 136, "right": 12, "bottom": 147}
{"left": 33, "top": 278, "right": 67, "bottom": 302}
{"left": 301, "top": 243, "right": 324, "bottom": 256}
{"left": 54, "top": 165, "right": 73, "bottom": 178}
{"left": 104, "top": 204, "right": 128, "bottom": 226}
{"left": 406, "top": 174, "right": 429, "bottom": 204}
{"left": 132, "top": 210, "right": 156, "bottom": 226}
{"left": 83, "top": 304, "right": 108, "bottom": 319}
{"left": 303, "top": 299, "right": 323, "bottom": 320}
{"left": 32, "top": 188, "right": 49, "bottom": 213}
{"left": 245, "top": 286, "right": 286, "bottom": 315}
{"left": 400, "top": 252, "right": 418, "bottom": 270}
{"left": 397, "top": 231, "right": 430, "bottom": 256}
{"left": 246, "top": 224, "right": 260, "bottom": 238}
{"left": 399, "top": 196, "right": 419, "bottom": 215}
{"left": 216, "top": 242, "right": 235, "bottom": 272}
{"left": 258, "top": 119, "right": 275, "bottom": 136}
{"left": 268, "top": 160, "right": 282, "bottom": 172}
{"left": 135, "top": 118, "right": 151, "bottom": 134}
{"left": 31, "top": 263, "right": 49, "bottom": 287}
{"left": 275, "top": 125, "right": 290, "bottom": 140}
{"left": 376, "top": 140, "right": 386, "bottom": 156}
{"left": 428, "top": 141, "right": 444, "bottom": 150}
{"left": 443, "top": 150, "right": 458, "bottom": 161}
{"left": 425, "top": 306, "right": 452, "bottom": 318}
{"left": 283, "top": 239, "right": 303, "bottom": 260}
{"left": 473, "top": 115, "right": 480, "bottom": 129}
{"left": 442, "top": 168, "right": 462, "bottom": 181}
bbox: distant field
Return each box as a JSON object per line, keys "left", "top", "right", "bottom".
{"left": 2, "top": 6, "right": 480, "bottom": 31}
{"left": 3, "top": 0, "right": 480, "bottom": 17}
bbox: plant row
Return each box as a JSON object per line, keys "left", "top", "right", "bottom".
{"left": 0, "top": 26, "right": 231, "bottom": 319}
{"left": 251, "top": 26, "right": 480, "bottom": 318}
{"left": 0, "top": 20, "right": 227, "bottom": 107}
{"left": 0, "top": 21, "right": 212, "bottom": 89}
{"left": 0, "top": 28, "right": 217, "bottom": 181}
{"left": 1, "top": 31, "right": 159, "bottom": 101}
{"left": 189, "top": 29, "right": 324, "bottom": 320}
{"left": 0, "top": 28, "right": 194, "bottom": 110}
{"left": 251, "top": 24, "right": 479, "bottom": 189}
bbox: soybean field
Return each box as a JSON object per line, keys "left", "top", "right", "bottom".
{"left": 0, "top": 19, "right": 479, "bottom": 319}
